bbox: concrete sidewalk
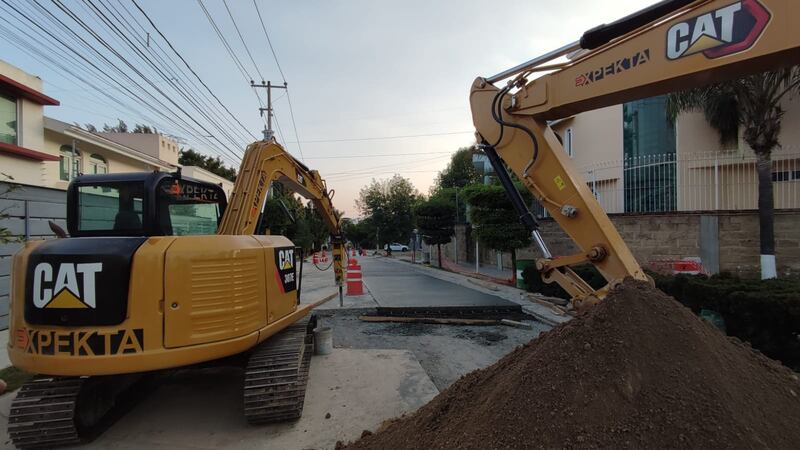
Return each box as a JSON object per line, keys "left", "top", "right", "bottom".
{"left": 0, "top": 348, "right": 439, "bottom": 450}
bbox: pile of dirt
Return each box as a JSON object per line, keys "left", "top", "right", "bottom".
{"left": 345, "top": 280, "right": 800, "bottom": 449}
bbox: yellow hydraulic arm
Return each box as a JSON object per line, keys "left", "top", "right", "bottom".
{"left": 218, "top": 139, "right": 346, "bottom": 292}
{"left": 470, "top": 0, "right": 799, "bottom": 306}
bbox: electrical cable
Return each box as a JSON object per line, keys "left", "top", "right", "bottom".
{"left": 127, "top": 0, "right": 258, "bottom": 142}
{"left": 0, "top": 1, "right": 237, "bottom": 164}
{"left": 49, "top": 0, "right": 244, "bottom": 163}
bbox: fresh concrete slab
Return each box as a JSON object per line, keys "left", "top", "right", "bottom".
{"left": 378, "top": 257, "right": 571, "bottom": 326}
{"left": 299, "top": 259, "right": 378, "bottom": 310}
{"left": 0, "top": 348, "right": 438, "bottom": 450}
{"left": 361, "top": 257, "right": 517, "bottom": 308}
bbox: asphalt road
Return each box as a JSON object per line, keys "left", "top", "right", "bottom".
{"left": 361, "top": 257, "right": 517, "bottom": 308}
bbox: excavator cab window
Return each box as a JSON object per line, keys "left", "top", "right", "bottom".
{"left": 67, "top": 172, "right": 227, "bottom": 237}
{"left": 156, "top": 178, "right": 225, "bottom": 236}
{"left": 75, "top": 182, "right": 145, "bottom": 233}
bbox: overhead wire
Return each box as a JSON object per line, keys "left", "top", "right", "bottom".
{"left": 0, "top": 0, "right": 231, "bottom": 160}
{"left": 47, "top": 0, "right": 244, "bottom": 164}
{"left": 251, "top": 0, "right": 304, "bottom": 162}
{"left": 286, "top": 130, "right": 474, "bottom": 144}
{"left": 127, "top": 0, "right": 258, "bottom": 143}
{"left": 222, "top": 0, "right": 265, "bottom": 83}
{"left": 96, "top": 0, "right": 252, "bottom": 148}
{"left": 10, "top": 0, "right": 241, "bottom": 165}
{"left": 79, "top": 0, "right": 249, "bottom": 154}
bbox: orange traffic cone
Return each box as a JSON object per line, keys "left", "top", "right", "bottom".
{"left": 312, "top": 252, "right": 319, "bottom": 264}
{"left": 346, "top": 264, "right": 363, "bottom": 296}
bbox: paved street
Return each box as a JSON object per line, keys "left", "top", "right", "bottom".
{"left": 361, "top": 256, "right": 517, "bottom": 308}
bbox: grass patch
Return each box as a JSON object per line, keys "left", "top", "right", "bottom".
{"left": 0, "top": 366, "right": 34, "bottom": 394}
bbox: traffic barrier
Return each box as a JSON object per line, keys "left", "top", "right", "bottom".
{"left": 346, "top": 259, "right": 363, "bottom": 296}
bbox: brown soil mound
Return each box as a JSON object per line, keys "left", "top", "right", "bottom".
{"left": 346, "top": 280, "right": 800, "bottom": 449}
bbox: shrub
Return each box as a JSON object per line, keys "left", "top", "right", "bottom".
{"left": 524, "top": 265, "right": 800, "bottom": 371}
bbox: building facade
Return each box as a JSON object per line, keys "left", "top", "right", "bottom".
{"left": 550, "top": 94, "right": 800, "bottom": 214}
{"left": 0, "top": 60, "right": 233, "bottom": 193}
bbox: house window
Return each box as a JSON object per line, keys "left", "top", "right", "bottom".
{"left": 59, "top": 145, "right": 81, "bottom": 181}
{"left": 565, "top": 127, "right": 574, "bottom": 158}
{"left": 89, "top": 154, "right": 108, "bottom": 174}
{"left": 0, "top": 94, "right": 17, "bottom": 145}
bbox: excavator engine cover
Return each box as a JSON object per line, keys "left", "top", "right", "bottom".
{"left": 24, "top": 237, "right": 145, "bottom": 327}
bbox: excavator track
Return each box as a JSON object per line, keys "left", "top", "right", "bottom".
{"left": 8, "top": 377, "right": 84, "bottom": 448}
{"left": 8, "top": 374, "right": 145, "bottom": 449}
{"left": 243, "top": 314, "right": 316, "bottom": 424}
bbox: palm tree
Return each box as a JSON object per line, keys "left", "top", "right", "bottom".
{"left": 666, "top": 66, "right": 800, "bottom": 279}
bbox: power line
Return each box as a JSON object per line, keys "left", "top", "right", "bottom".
{"left": 252, "top": 0, "right": 285, "bottom": 81}
{"left": 80, "top": 0, "right": 248, "bottom": 155}
{"left": 304, "top": 150, "right": 454, "bottom": 160}
{"left": 195, "top": 0, "right": 273, "bottom": 140}
{"left": 48, "top": 0, "right": 244, "bottom": 163}
{"left": 222, "top": 0, "right": 264, "bottom": 83}
{"left": 1, "top": 0, "right": 236, "bottom": 163}
{"left": 251, "top": 0, "right": 304, "bottom": 162}
{"left": 287, "top": 130, "right": 474, "bottom": 144}
{"left": 125, "top": 0, "right": 258, "bottom": 143}
{"left": 196, "top": 0, "right": 253, "bottom": 83}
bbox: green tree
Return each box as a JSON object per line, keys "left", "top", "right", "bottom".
{"left": 132, "top": 124, "right": 156, "bottom": 134}
{"left": 102, "top": 119, "right": 128, "bottom": 133}
{"left": 178, "top": 148, "right": 237, "bottom": 182}
{"left": 462, "top": 183, "right": 531, "bottom": 283}
{"left": 666, "top": 66, "right": 800, "bottom": 279}
{"left": 414, "top": 197, "right": 455, "bottom": 268}
{"left": 356, "top": 175, "right": 419, "bottom": 248}
{"left": 343, "top": 218, "right": 371, "bottom": 250}
{"left": 434, "top": 146, "right": 480, "bottom": 190}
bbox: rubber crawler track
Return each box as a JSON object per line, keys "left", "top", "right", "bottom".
{"left": 243, "top": 314, "right": 316, "bottom": 424}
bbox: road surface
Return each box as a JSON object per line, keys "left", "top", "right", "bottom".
{"left": 361, "top": 256, "right": 517, "bottom": 308}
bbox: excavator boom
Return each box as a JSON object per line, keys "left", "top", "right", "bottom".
{"left": 470, "top": 0, "right": 799, "bottom": 305}
{"left": 219, "top": 140, "right": 346, "bottom": 289}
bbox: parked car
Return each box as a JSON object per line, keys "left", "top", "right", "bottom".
{"left": 384, "top": 242, "right": 409, "bottom": 252}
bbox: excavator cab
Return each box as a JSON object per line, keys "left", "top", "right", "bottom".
{"left": 66, "top": 171, "right": 227, "bottom": 238}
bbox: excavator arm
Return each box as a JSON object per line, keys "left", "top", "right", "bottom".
{"left": 218, "top": 139, "right": 346, "bottom": 292}
{"left": 470, "top": 0, "right": 799, "bottom": 305}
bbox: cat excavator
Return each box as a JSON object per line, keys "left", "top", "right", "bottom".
{"left": 6, "top": 139, "right": 346, "bottom": 447}
{"left": 470, "top": 0, "right": 798, "bottom": 307}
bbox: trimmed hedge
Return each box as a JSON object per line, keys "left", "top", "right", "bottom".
{"left": 652, "top": 272, "right": 800, "bottom": 371}
{"left": 523, "top": 266, "right": 800, "bottom": 371}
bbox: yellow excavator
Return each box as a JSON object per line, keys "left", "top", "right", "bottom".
{"left": 6, "top": 139, "right": 346, "bottom": 447}
{"left": 470, "top": 0, "right": 798, "bottom": 306}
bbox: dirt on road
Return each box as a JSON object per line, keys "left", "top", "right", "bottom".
{"left": 345, "top": 280, "right": 800, "bottom": 449}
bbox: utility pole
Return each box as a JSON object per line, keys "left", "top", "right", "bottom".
{"left": 251, "top": 81, "right": 287, "bottom": 141}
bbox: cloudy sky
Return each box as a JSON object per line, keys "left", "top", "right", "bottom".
{"left": 1, "top": 0, "right": 657, "bottom": 217}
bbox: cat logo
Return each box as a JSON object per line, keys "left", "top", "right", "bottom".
{"left": 274, "top": 247, "right": 297, "bottom": 293}
{"left": 666, "top": 0, "right": 770, "bottom": 61}
{"left": 32, "top": 262, "right": 102, "bottom": 309}
{"left": 278, "top": 249, "right": 294, "bottom": 270}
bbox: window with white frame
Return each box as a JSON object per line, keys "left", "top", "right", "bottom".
{"left": 565, "top": 127, "right": 574, "bottom": 158}
{"left": 59, "top": 145, "right": 81, "bottom": 181}
{"left": 0, "top": 93, "right": 17, "bottom": 145}
{"left": 89, "top": 154, "right": 108, "bottom": 174}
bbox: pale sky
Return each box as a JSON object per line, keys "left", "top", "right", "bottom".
{"left": 1, "top": 0, "right": 657, "bottom": 217}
